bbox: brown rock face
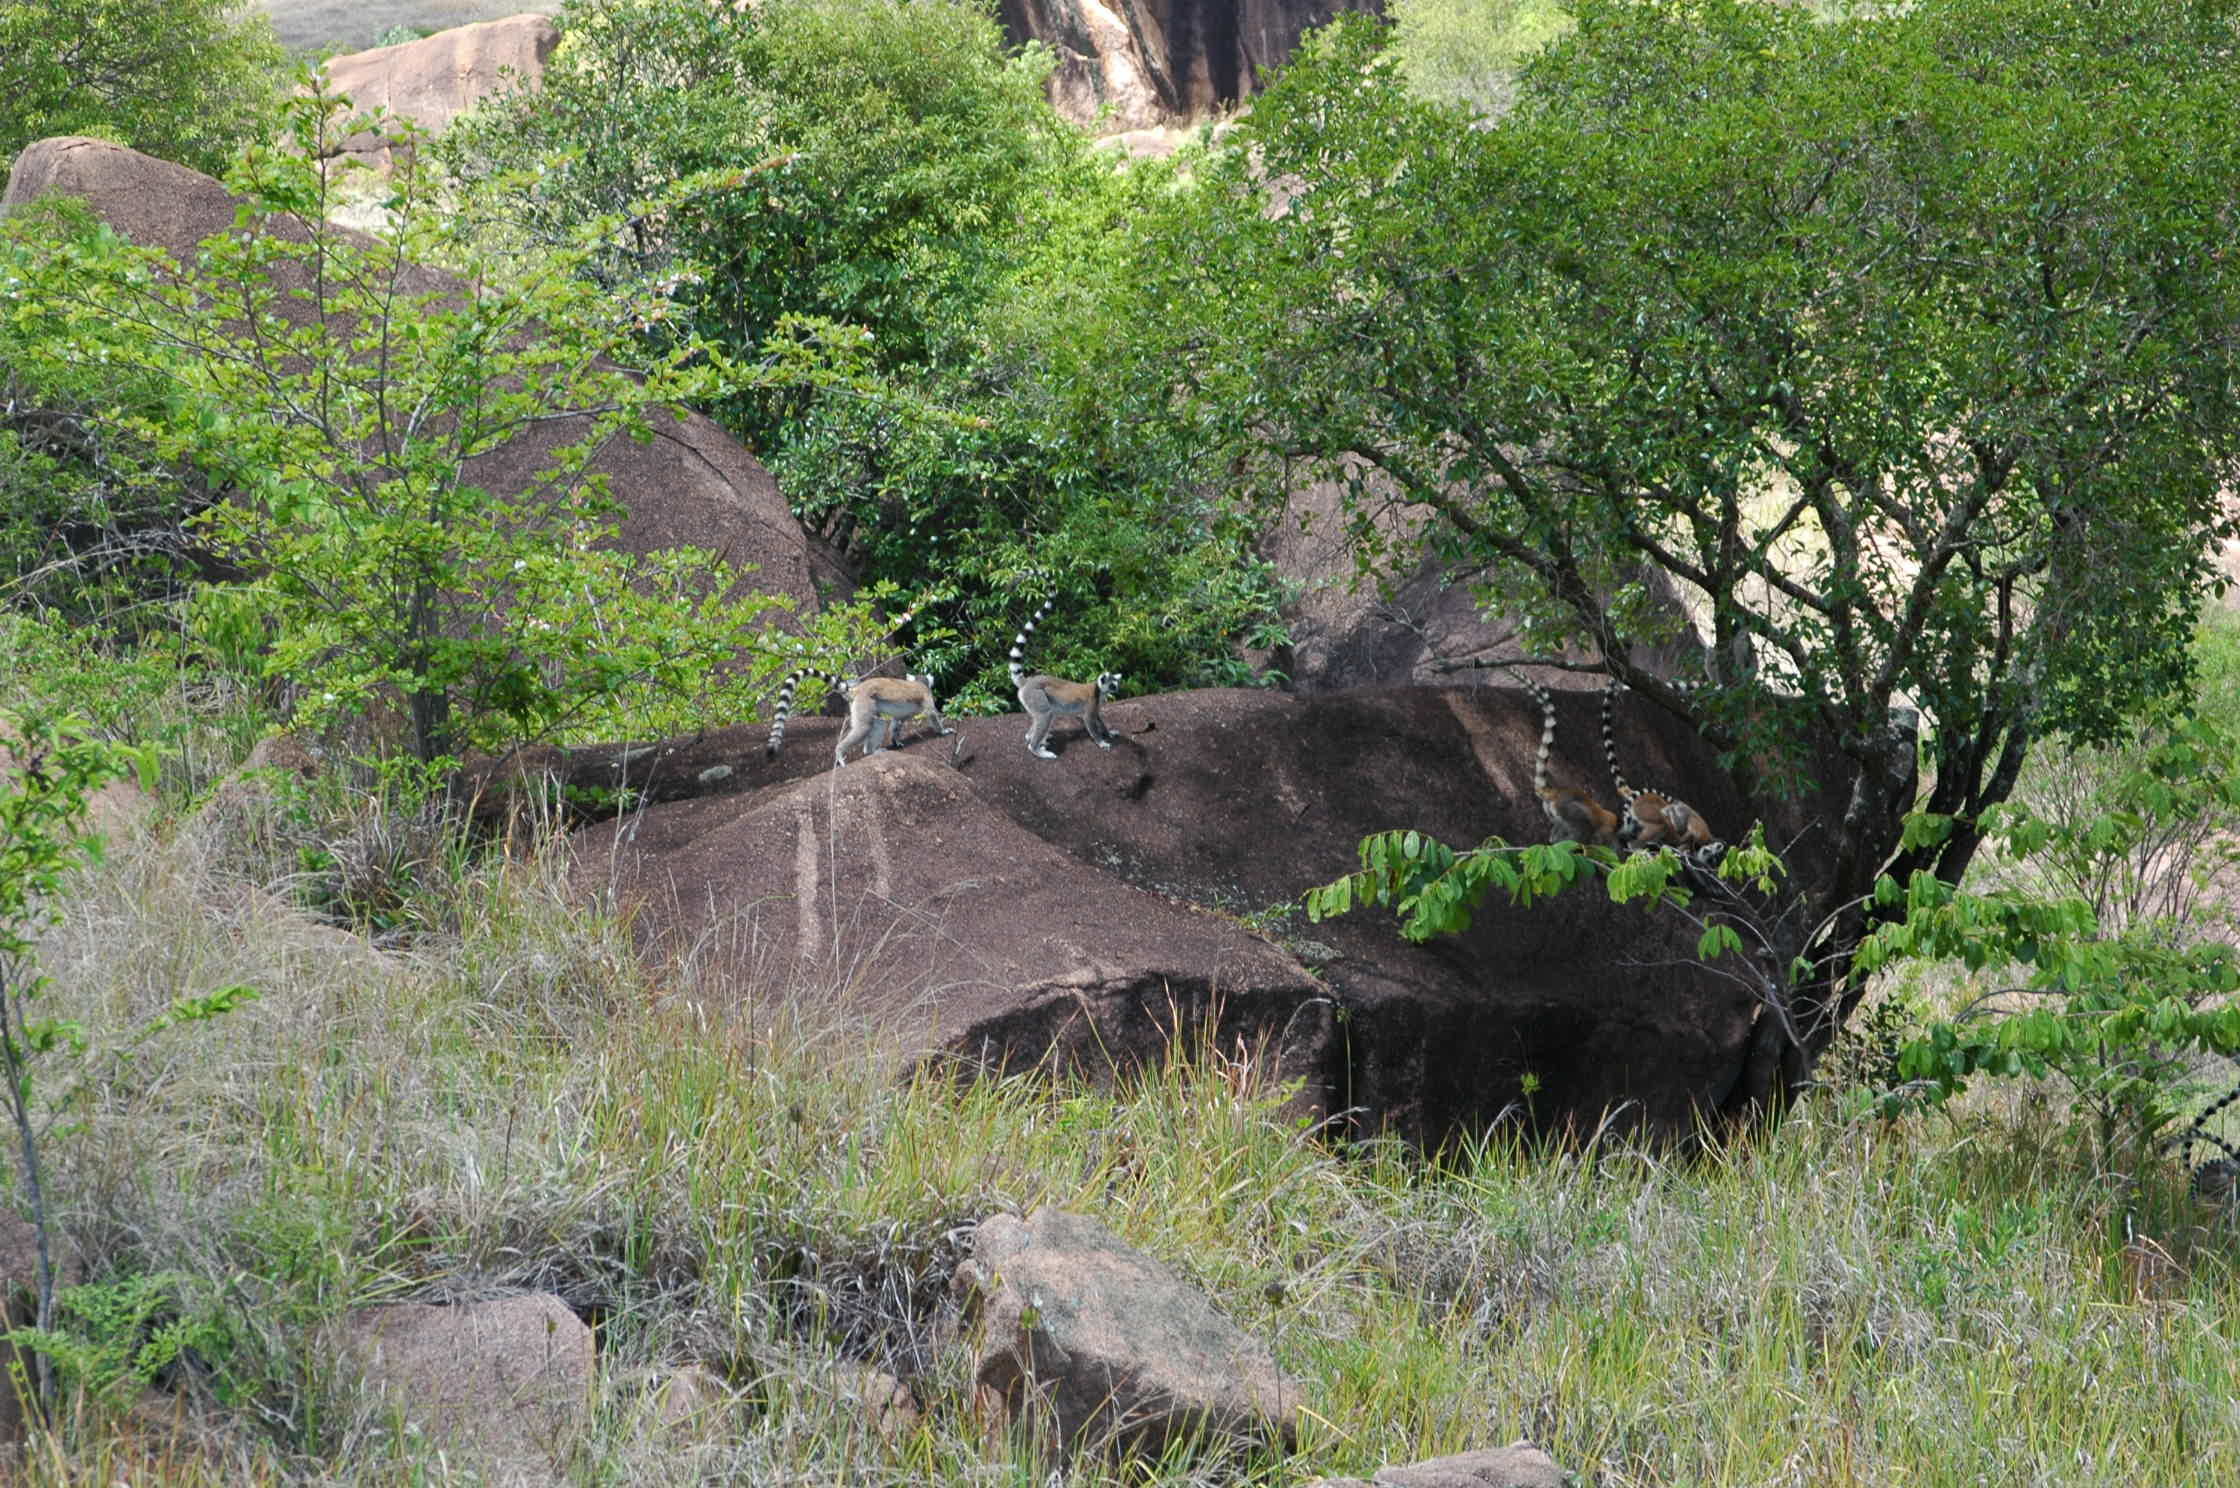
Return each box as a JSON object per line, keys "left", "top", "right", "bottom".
{"left": 1264, "top": 472, "right": 1706, "bottom": 691}
{"left": 960, "top": 1208, "right": 1299, "bottom": 1461}
{"left": 567, "top": 683, "right": 1834, "bottom": 1145}
{"left": 1000, "top": 0, "right": 1382, "bottom": 128}
{"left": 956, "top": 684, "right": 1815, "bottom": 1144}
{"left": 575, "top": 745, "right": 1338, "bottom": 1107}
{"left": 317, "top": 14, "right": 560, "bottom": 170}
{"left": 327, "top": 1293, "right": 592, "bottom": 1486}
{"left": 0, "top": 137, "right": 834, "bottom": 618}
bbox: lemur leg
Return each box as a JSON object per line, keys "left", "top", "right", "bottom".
{"left": 833, "top": 718, "right": 875, "bottom": 767}
{"left": 1025, "top": 708, "right": 1058, "bottom": 760}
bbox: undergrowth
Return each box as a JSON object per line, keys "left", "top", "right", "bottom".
{"left": 0, "top": 681, "right": 2236, "bottom": 1483}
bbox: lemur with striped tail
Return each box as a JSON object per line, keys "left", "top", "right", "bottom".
{"left": 765, "top": 668, "right": 952, "bottom": 768}
{"left": 1599, "top": 678, "right": 1722, "bottom": 859}
{"left": 1008, "top": 595, "right": 1121, "bottom": 759}
{"left": 1506, "top": 670, "right": 1621, "bottom": 848}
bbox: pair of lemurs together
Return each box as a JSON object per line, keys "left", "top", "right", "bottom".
{"left": 1514, "top": 670, "right": 1722, "bottom": 859}
{"left": 764, "top": 596, "right": 1120, "bottom": 768}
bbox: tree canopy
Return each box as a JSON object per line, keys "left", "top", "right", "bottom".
{"left": 1141, "top": 0, "right": 2240, "bottom": 1106}
{"left": 0, "top": 0, "right": 285, "bottom": 175}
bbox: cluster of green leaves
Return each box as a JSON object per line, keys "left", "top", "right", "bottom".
{"left": 5, "top": 1271, "right": 237, "bottom": 1407}
{"left": 1868, "top": 685, "right": 2240, "bottom": 1162}
{"left": 442, "top": 0, "right": 1288, "bottom": 705}
{"left": 1306, "top": 826, "right": 1781, "bottom": 951}
{"left": 0, "top": 0, "right": 286, "bottom": 175}
{"left": 5, "top": 89, "right": 934, "bottom": 762}
{"left": 443, "top": 0, "right": 1068, "bottom": 437}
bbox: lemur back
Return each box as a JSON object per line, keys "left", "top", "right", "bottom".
{"left": 1600, "top": 678, "right": 1722, "bottom": 857}
{"left": 1009, "top": 596, "right": 1121, "bottom": 759}
{"left": 1510, "top": 672, "right": 1620, "bottom": 848}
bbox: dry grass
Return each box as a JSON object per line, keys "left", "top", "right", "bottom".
{"left": 0, "top": 729, "right": 2233, "bottom": 1485}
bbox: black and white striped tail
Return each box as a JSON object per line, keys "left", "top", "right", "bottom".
{"left": 1008, "top": 597, "right": 1056, "bottom": 690}
{"left": 1507, "top": 670, "right": 1561, "bottom": 798}
{"left": 766, "top": 667, "right": 844, "bottom": 758}
{"left": 1599, "top": 678, "right": 1640, "bottom": 805}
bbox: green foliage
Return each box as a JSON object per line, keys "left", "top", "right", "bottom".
{"left": 1864, "top": 694, "right": 2240, "bottom": 1160}
{"left": 1306, "top": 827, "right": 1602, "bottom": 940}
{"left": 0, "top": 0, "right": 286, "bottom": 175}
{"left": 5, "top": 1271, "right": 235, "bottom": 1405}
{"left": 2, "top": 89, "right": 912, "bottom": 762}
{"left": 1305, "top": 823, "right": 1783, "bottom": 941}
{"left": 1388, "top": 0, "right": 1572, "bottom": 112}
{"left": 443, "top": 0, "right": 1287, "bottom": 703}
{"left": 1134, "top": 0, "right": 2240, "bottom": 1095}
{"left": 444, "top": 0, "right": 1068, "bottom": 434}
{"left": 0, "top": 251, "right": 210, "bottom": 628}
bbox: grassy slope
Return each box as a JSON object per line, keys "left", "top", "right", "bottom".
{"left": 1, "top": 696, "right": 2235, "bottom": 1487}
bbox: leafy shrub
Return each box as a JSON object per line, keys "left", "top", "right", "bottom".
{"left": 4, "top": 91, "right": 900, "bottom": 763}
{"left": 444, "top": 0, "right": 1071, "bottom": 440}
{"left": 445, "top": 0, "right": 1288, "bottom": 701}
{"left": 1872, "top": 671, "right": 2240, "bottom": 1164}
{"left": 1388, "top": 0, "right": 1572, "bottom": 112}
{"left": 0, "top": 0, "right": 286, "bottom": 175}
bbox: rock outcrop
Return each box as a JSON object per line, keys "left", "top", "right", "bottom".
{"left": 326, "top": 1293, "right": 593, "bottom": 1486}
{"left": 1000, "top": 0, "right": 1382, "bottom": 129}
{"left": 0, "top": 137, "right": 838, "bottom": 618}
{"left": 574, "top": 743, "right": 1338, "bottom": 1110}
{"left": 958, "top": 1208, "right": 1299, "bottom": 1461}
{"left": 566, "top": 684, "right": 1837, "bottom": 1145}
{"left": 1306, "top": 1444, "right": 1571, "bottom": 1488}
{"left": 316, "top": 14, "right": 559, "bottom": 169}
{"left": 1263, "top": 471, "right": 1707, "bottom": 692}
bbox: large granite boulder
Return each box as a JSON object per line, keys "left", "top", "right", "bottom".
{"left": 1000, "top": 0, "right": 1383, "bottom": 128}
{"left": 325, "top": 1293, "right": 593, "bottom": 1485}
{"left": 0, "top": 137, "right": 837, "bottom": 617}
{"left": 575, "top": 743, "right": 1339, "bottom": 1107}
{"left": 317, "top": 15, "right": 561, "bottom": 170}
{"left": 1306, "top": 1444, "right": 1570, "bottom": 1488}
{"left": 565, "top": 683, "right": 1837, "bottom": 1146}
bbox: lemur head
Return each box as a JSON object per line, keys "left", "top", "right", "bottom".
{"left": 1097, "top": 672, "right": 1123, "bottom": 698}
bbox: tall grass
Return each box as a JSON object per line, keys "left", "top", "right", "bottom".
{"left": 1, "top": 661, "right": 2237, "bottom": 1482}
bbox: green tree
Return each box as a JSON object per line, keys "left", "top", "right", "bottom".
{"left": 3, "top": 91, "right": 884, "bottom": 764}
{"left": 442, "top": 0, "right": 1071, "bottom": 440}
{"left": 443, "top": 0, "right": 1289, "bottom": 703}
{"left": 1150, "top": 0, "right": 2240, "bottom": 1114}
{"left": 1387, "top": 0, "right": 1571, "bottom": 113}
{"left": 0, "top": 0, "right": 285, "bottom": 175}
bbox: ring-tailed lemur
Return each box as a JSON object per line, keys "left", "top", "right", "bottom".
{"left": 766, "top": 667, "right": 952, "bottom": 768}
{"left": 1506, "top": 670, "right": 1620, "bottom": 848}
{"left": 1600, "top": 678, "right": 1723, "bottom": 861}
{"left": 2179, "top": 1073, "right": 2240, "bottom": 1200}
{"left": 1008, "top": 596, "right": 1121, "bottom": 759}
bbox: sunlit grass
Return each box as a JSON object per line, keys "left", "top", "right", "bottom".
{"left": 1, "top": 689, "right": 2237, "bottom": 1483}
